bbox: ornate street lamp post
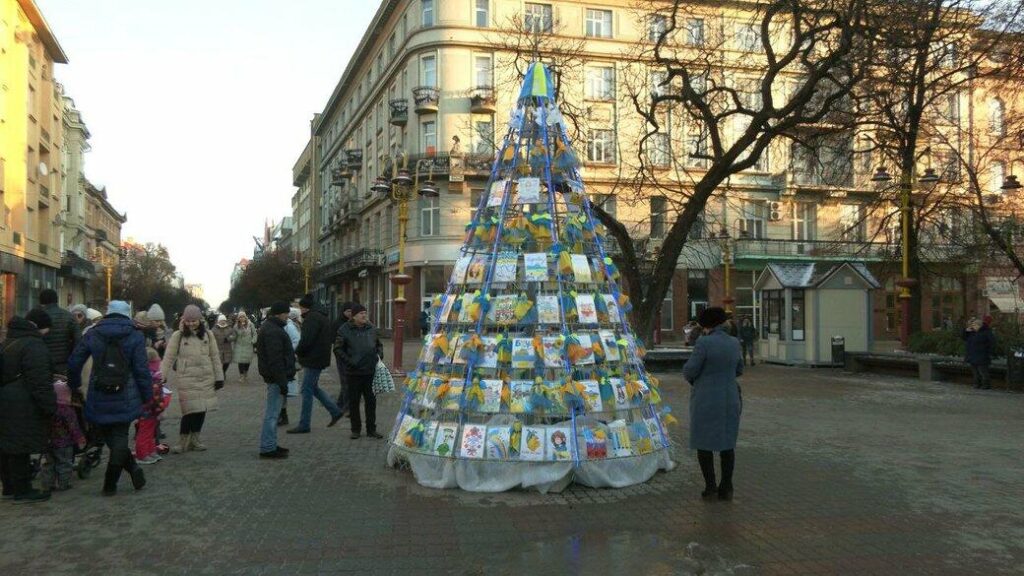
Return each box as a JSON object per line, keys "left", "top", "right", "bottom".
{"left": 292, "top": 252, "right": 321, "bottom": 293}
{"left": 90, "top": 247, "right": 116, "bottom": 304}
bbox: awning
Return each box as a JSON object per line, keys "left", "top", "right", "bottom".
{"left": 989, "top": 296, "right": 1024, "bottom": 312}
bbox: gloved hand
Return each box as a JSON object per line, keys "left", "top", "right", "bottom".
{"left": 214, "top": 380, "right": 224, "bottom": 391}
{"left": 277, "top": 381, "right": 288, "bottom": 396}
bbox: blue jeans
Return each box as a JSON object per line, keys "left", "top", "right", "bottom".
{"left": 298, "top": 368, "right": 341, "bottom": 430}
{"left": 260, "top": 383, "right": 285, "bottom": 453}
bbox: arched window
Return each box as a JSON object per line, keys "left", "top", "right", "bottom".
{"left": 991, "top": 161, "right": 1006, "bottom": 195}
{"left": 989, "top": 98, "right": 1006, "bottom": 137}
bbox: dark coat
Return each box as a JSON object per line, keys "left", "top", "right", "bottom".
{"left": 964, "top": 325, "right": 995, "bottom": 366}
{"left": 68, "top": 315, "right": 153, "bottom": 425}
{"left": 257, "top": 317, "right": 295, "bottom": 386}
{"left": 683, "top": 327, "right": 743, "bottom": 451}
{"left": 335, "top": 321, "right": 383, "bottom": 377}
{"left": 739, "top": 324, "right": 757, "bottom": 345}
{"left": 40, "top": 303, "right": 79, "bottom": 375}
{"left": 0, "top": 318, "right": 56, "bottom": 454}
{"left": 294, "top": 307, "right": 333, "bottom": 369}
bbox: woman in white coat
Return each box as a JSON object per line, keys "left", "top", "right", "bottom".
{"left": 161, "top": 305, "right": 224, "bottom": 453}
{"left": 277, "top": 308, "right": 303, "bottom": 427}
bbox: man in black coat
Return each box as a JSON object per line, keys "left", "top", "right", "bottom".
{"left": 0, "top": 311, "right": 56, "bottom": 503}
{"left": 964, "top": 316, "right": 996, "bottom": 389}
{"left": 331, "top": 302, "right": 354, "bottom": 412}
{"left": 288, "top": 294, "right": 343, "bottom": 434}
{"left": 38, "top": 289, "right": 79, "bottom": 376}
{"left": 256, "top": 302, "right": 294, "bottom": 459}
{"left": 335, "top": 304, "right": 383, "bottom": 439}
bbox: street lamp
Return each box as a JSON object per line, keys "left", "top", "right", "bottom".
{"left": 90, "top": 247, "right": 116, "bottom": 305}
{"left": 716, "top": 227, "right": 748, "bottom": 315}
{"left": 293, "top": 252, "right": 321, "bottom": 293}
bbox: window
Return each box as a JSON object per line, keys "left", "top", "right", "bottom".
{"left": 385, "top": 204, "right": 395, "bottom": 245}
{"left": 422, "top": 120, "right": 437, "bottom": 154}
{"left": 929, "top": 276, "right": 960, "bottom": 330}
{"left": 660, "top": 280, "right": 674, "bottom": 331}
{"left": 472, "top": 0, "right": 489, "bottom": 27}
{"left": 839, "top": 203, "right": 866, "bottom": 242}
{"left": 597, "top": 194, "right": 617, "bottom": 219}
{"left": 685, "top": 18, "right": 705, "bottom": 47}
{"left": 648, "top": 14, "right": 667, "bottom": 42}
{"left": 422, "top": 0, "right": 434, "bottom": 27}
{"left": 585, "top": 66, "right": 615, "bottom": 100}
{"left": 791, "top": 290, "right": 805, "bottom": 341}
{"left": 650, "top": 196, "right": 666, "bottom": 237}
{"left": 473, "top": 118, "right": 494, "bottom": 154}
{"left": 650, "top": 70, "right": 668, "bottom": 98}
{"left": 765, "top": 290, "right": 783, "bottom": 339}
{"left": 646, "top": 133, "right": 671, "bottom": 167}
{"left": 989, "top": 99, "right": 1006, "bottom": 136}
{"left": 735, "top": 23, "right": 763, "bottom": 52}
{"left": 738, "top": 199, "right": 766, "bottom": 239}
{"left": 585, "top": 9, "right": 613, "bottom": 38}
{"left": 420, "top": 196, "right": 440, "bottom": 236}
{"left": 791, "top": 202, "right": 815, "bottom": 241}
{"left": 687, "top": 124, "right": 710, "bottom": 168}
{"left": 474, "top": 55, "right": 493, "bottom": 88}
{"left": 421, "top": 55, "right": 437, "bottom": 86}
{"left": 587, "top": 128, "right": 616, "bottom": 163}
{"left": 377, "top": 52, "right": 384, "bottom": 79}
{"left": 525, "top": 3, "right": 553, "bottom": 34}
{"left": 388, "top": 33, "right": 396, "bottom": 59}
{"left": 991, "top": 161, "right": 1006, "bottom": 195}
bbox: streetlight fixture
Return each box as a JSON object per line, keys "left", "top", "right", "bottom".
{"left": 716, "top": 226, "right": 748, "bottom": 315}
{"left": 293, "top": 252, "right": 321, "bottom": 293}
{"left": 919, "top": 167, "right": 940, "bottom": 185}
{"left": 90, "top": 247, "right": 117, "bottom": 305}
{"left": 1002, "top": 174, "right": 1022, "bottom": 191}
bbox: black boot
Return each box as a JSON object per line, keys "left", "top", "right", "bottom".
{"left": 697, "top": 450, "right": 716, "bottom": 500}
{"left": 718, "top": 450, "right": 735, "bottom": 501}
{"left": 102, "top": 465, "right": 120, "bottom": 497}
{"left": 278, "top": 407, "right": 289, "bottom": 427}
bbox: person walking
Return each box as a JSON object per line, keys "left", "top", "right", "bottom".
{"left": 287, "top": 294, "right": 343, "bottom": 434}
{"left": 964, "top": 316, "right": 996, "bottom": 390}
{"left": 37, "top": 288, "right": 79, "bottom": 376}
{"left": 67, "top": 301, "right": 152, "bottom": 496}
{"left": 0, "top": 312, "right": 57, "bottom": 503}
{"left": 69, "top": 304, "right": 89, "bottom": 333}
{"left": 161, "top": 305, "right": 223, "bottom": 453}
{"left": 256, "top": 302, "right": 294, "bottom": 459}
{"left": 232, "top": 311, "right": 257, "bottom": 385}
{"left": 739, "top": 317, "right": 757, "bottom": 367}
{"left": 683, "top": 306, "right": 743, "bottom": 501}
{"left": 335, "top": 304, "right": 384, "bottom": 440}
{"left": 212, "top": 315, "right": 237, "bottom": 379}
{"left": 277, "top": 308, "right": 302, "bottom": 427}
{"left": 332, "top": 302, "right": 354, "bottom": 414}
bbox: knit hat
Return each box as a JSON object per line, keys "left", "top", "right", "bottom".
{"left": 270, "top": 301, "right": 290, "bottom": 315}
{"left": 86, "top": 308, "right": 103, "bottom": 321}
{"left": 69, "top": 304, "right": 87, "bottom": 316}
{"left": 351, "top": 303, "right": 367, "bottom": 315}
{"left": 53, "top": 379, "right": 72, "bottom": 406}
{"left": 698, "top": 306, "right": 727, "bottom": 329}
{"left": 107, "top": 300, "right": 131, "bottom": 318}
{"left": 147, "top": 304, "right": 166, "bottom": 322}
{"left": 26, "top": 308, "right": 52, "bottom": 330}
{"left": 216, "top": 314, "right": 228, "bottom": 326}
{"left": 341, "top": 301, "right": 354, "bottom": 313}
{"left": 298, "top": 293, "right": 316, "bottom": 309}
{"left": 182, "top": 304, "right": 203, "bottom": 322}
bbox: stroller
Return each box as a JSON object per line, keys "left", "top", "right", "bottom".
{"left": 70, "top": 391, "right": 104, "bottom": 479}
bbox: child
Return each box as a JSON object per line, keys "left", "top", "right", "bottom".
{"left": 136, "top": 348, "right": 170, "bottom": 465}
{"left": 41, "top": 378, "right": 86, "bottom": 491}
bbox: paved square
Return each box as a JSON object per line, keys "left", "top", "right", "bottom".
{"left": 2, "top": 346, "right": 1022, "bottom": 575}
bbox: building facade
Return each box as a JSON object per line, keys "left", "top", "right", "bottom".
{"left": 301, "top": 0, "right": 1022, "bottom": 343}
{"left": 83, "top": 179, "right": 125, "bottom": 306}
{"left": 57, "top": 94, "right": 96, "bottom": 307}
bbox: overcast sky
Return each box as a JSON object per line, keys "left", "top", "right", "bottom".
{"left": 36, "top": 0, "right": 380, "bottom": 307}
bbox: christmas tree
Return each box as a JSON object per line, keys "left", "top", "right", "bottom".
{"left": 387, "top": 62, "right": 676, "bottom": 492}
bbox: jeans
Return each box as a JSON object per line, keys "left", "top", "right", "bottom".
{"left": 261, "top": 383, "right": 285, "bottom": 453}
{"left": 39, "top": 446, "right": 75, "bottom": 490}
{"left": 97, "top": 422, "right": 136, "bottom": 489}
{"left": 972, "top": 364, "right": 991, "bottom": 388}
{"left": 0, "top": 453, "right": 32, "bottom": 496}
{"left": 741, "top": 342, "right": 755, "bottom": 366}
{"left": 347, "top": 373, "right": 376, "bottom": 434}
{"left": 180, "top": 412, "right": 207, "bottom": 434}
{"left": 298, "top": 368, "right": 341, "bottom": 430}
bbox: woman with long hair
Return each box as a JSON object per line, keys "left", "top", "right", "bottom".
{"left": 232, "top": 311, "right": 257, "bottom": 385}
{"left": 161, "top": 305, "right": 223, "bottom": 453}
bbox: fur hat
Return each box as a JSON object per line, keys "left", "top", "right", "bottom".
{"left": 26, "top": 308, "right": 52, "bottom": 330}
{"left": 269, "top": 301, "right": 290, "bottom": 315}
{"left": 107, "top": 300, "right": 131, "bottom": 318}
{"left": 182, "top": 304, "right": 203, "bottom": 322}
{"left": 147, "top": 304, "right": 166, "bottom": 321}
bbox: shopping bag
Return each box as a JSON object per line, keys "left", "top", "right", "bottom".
{"left": 372, "top": 358, "right": 395, "bottom": 394}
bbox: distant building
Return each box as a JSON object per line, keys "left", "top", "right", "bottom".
{"left": 84, "top": 179, "right": 126, "bottom": 307}
{"left": 231, "top": 258, "right": 250, "bottom": 288}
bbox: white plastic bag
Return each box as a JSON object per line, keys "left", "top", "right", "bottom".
{"left": 372, "top": 359, "right": 395, "bottom": 394}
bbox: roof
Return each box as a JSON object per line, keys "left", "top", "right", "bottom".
{"left": 17, "top": 0, "right": 69, "bottom": 64}
{"left": 756, "top": 262, "right": 881, "bottom": 290}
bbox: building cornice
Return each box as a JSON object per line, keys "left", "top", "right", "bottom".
{"left": 17, "top": 0, "right": 69, "bottom": 64}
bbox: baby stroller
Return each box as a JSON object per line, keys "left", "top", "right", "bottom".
{"left": 71, "top": 394, "right": 104, "bottom": 479}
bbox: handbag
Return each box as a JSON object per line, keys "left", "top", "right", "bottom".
{"left": 371, "top": 358, "right": 395, "bottom": 394}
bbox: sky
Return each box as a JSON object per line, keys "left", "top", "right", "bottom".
{"left": 35, "top": 0, "right": 381, "bottom": 307}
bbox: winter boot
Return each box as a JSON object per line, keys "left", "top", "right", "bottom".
{"left": 102, "top": 466, "right": 120, "bottom": 496}
{"left": 697, "top": 450, "right": 717, "bottom": 500}
{"left": 190, "top": 432, "right": 208, "bottom": 452}
{"left": 171, "top": 434, "right": 191, "bottom": 454}
{"left": 278, "top": 407, "right": 289, "bottom": 427}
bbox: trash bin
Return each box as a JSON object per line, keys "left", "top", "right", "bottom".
{"left": 831, "top": 336, "right": 845, "bottom": 366}
{"left": 1007, "top": 349, "right": 1024, "bottom": 391}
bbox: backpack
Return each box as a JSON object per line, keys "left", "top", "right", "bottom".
{"left": 93, "top": 333, "right": 130, "bottom": 394}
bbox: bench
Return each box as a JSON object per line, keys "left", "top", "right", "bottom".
{"left": 644, "top": 347, "right": 692, "bottom": 371}
{"left": 845, "top": 352, "right": 1012, "bottom": 387}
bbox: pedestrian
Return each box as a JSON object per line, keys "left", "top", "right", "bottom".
{"left": 739, "top": 317, "right": 757, "bottom": 366}
{"left": 37, "top": 288, "right": 79, "bottom": 376}
{"left": 332, "top": 302, "right": 355, "bottom": 413}
{"left": 161, "top": 304, "right": 224, "bottom": 453}
{"left": 287, "top": 294, "right": 343, "bottom": 434}
{"left": 232, "top": 311, "right": 257, "bottom": 385}
{"left": 335, "top": 304, "right": 384, "bottom": 439}
{"left": 39, "top": 377, "right": 86, "bottom": 491}
{"left": 69, "top": 304, "right": 88, "bottom": 333}
{"left": 212, "top": 315, "right": 237, "bottom": 379}
{"left": 135, "top": 348, "right": 169, "bottom": 465}
{"left": 964, "top": 316, "right": 996, "bottom": 390}
{"left": 256, "top": 302, "right": 294, "bottom": 459}
{"left": 146, "top": 304, "right": 171, "bottom": 358}
{"left": 683, "top": 306, "right": 743, "bottom": 501}
{"left": 67, "top": 300, "right": 152, "bottom": 496}
{"left": 277, "top": 308, "right": 303, "bottom": 427}
{"left": 0, "top": 312, "right": 57, "bottom": 503}
{"left": 420, "top": 308, "right": 430, "bottom": 337}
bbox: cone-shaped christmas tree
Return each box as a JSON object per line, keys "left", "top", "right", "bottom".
{"left": 387, "top": 63, "right": 675, "bottom": 492}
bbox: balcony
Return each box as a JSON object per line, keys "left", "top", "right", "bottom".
{"left": 469, "top": 86, "right": 496, "bottom": 114}
{"left": 60, "top": 250, "right": 96, "bottom": 280}
{"left": 316, "top": 248, "right": 384, "bottom": 282}
{"left": 344, "top": 149, "right": 363, "bottom": 171}
{"left": 413, "top": 86, "right": 440, "bottom": 114}
{"left": 389, "top": 98, "right": 409, "bottom": 126}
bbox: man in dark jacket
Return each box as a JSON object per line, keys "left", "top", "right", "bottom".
{"left": 288, "top": 294, "right": 343, "bottom": 434}
{"left": 68, "top": 300, "right": 152, "bottom": 496}
{"left": 335, "top": 304, "right": 383, "bottom": 439}
{"left": 256, "top": 302, "right": 294, "bottom": 459}
{"left": 739, "top": 317, "right": 757, "bottom": 366}
{"left": 38, "top": 289, "right": 79, "bottom": 376}
{"left": 0, "top": 312, "right": 56, "bottom": 503}
{"left": 331, "top": 302, "right": 354, "bottom": 412}
{"left": 964, "top": 316, "right": 996, "bottom": 389}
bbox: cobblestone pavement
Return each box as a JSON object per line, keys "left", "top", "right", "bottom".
{"left": 2, "top": 345, "right": 1023, "bottom": 576}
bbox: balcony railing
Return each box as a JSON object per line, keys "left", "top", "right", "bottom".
{"left": 389, "top": 98, "right": 409, "bottom": 126}
{"left": 378, "top": 152, "right": 496, "bottom": 181}
{"left": 731, "top": 238, "right": 969, "bottom": 263}
{"left": 316, "top": 248, "right": 384, "bottom": 281}
{"left": 469, "top": 86, "right": 496, "bottom": 114}
{"left": 344, "top": 149, "right": 363, "bottom": 170}
{"left": 413, "top": 86, "right": 440, "bottom": 114}
{"left": 60, "top": 250, "right": 96, "bottom": 280}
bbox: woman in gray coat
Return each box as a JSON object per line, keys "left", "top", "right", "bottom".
{"left": 683, "top": 307, "right": 743, "bottom": 501}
